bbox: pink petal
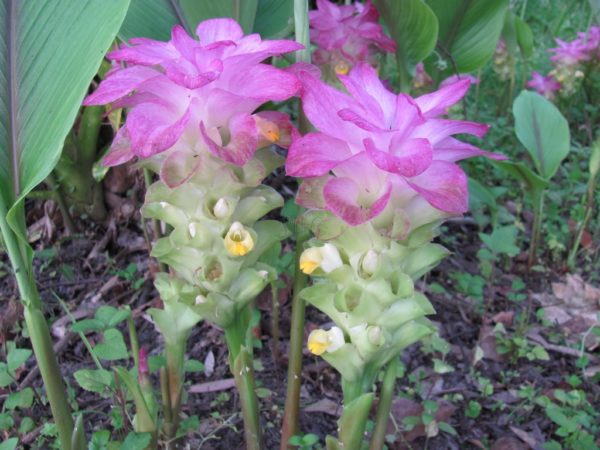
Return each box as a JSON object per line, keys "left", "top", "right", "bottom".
{"left": 364, "top": 137, "right": 432, "bottom": 177}
{"left": 299, "top": 71, "right": 361, "bottom": 141}
{"left": 433, "top": 138, "right": 506, "bottom": 162}
{"left": 415, "top": 79, "right": 471, "bottom": 118}
{"left": 392, "top": 94, "right": 426, "bottom": 137}
{"left": 338, "top": 63, "right": 393, "bottom": 123}
{"left": 102, "top": 126, "right": 134, "bottom": 167}
{"left": 412, "top": 119, "right": 489, "bottom": 145}
{"left": 108, "top": 40, "right": 177, "bottom": 66}
{"left": 83, "top": 66, "right": 159, "bottom": 105}
{"left": 228, "top": 64, "right": 301, "bottom": 101}
{"left": 127, "top": 103, "right": 191, "bottom": 158}
{"left": 406, "top": 161, "right": 468, "bottom": 213}
{"left": 285, "top": 132, "right": 352, "bottom": 177}
{"left": 196, "top": 18, "right": 244, "bottom": 44}
{"left": 323, "top": 177, "right": 391, "bottom": 225}
{"left": 163, "top": 57, "right": 223, "bottom": 89}
{"left": 338, "top": 108, "right": 383, "bottom": 132}
{"left": 200, "top": 113, "right": 258, "bottom": 166}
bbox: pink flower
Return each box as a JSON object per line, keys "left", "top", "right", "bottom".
{"left": 526, "top": 72, "right": 561, "bottom": 99}
{"left": 85, "top": 19, "right": 302, "bottom": 167}
{"left": 286, "top": 64, "right": 504, "bottom": 227}
{"left": 310, "top": 0, "right": 395, "bottom": 74}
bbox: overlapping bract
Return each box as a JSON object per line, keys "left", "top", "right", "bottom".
{"left": 286, "top": 63, "right": 502, "bottom": 233}
{"left": 85, "top": 19, "right": 301, "bottom": 168}
{"left": 309, "top": 0, "right": 395, "bottom": 77}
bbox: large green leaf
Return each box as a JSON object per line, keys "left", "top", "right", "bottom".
{"left": 179, "top": 0, "right": 258, "bottom": 34}
{"left": 512, "top": 90, "right": 571, "bottom": 180}
{"left": 119, "top": 0, "right": 183, "bottom": 41}
{"left": 427, "top": 0, "right": 509, "bottom": 72}
{"left": 0, "top": 0, "right": 130, "bottom": 233}
{"left": 374, "top": 0, "right": 438, "bottom": 77}
{"left": 254, "top": 0, "right": 294, "bottom": 38}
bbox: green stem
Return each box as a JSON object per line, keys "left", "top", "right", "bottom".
{"left": 281, "top": 231, "right": 309, "bottom": 449}
{"left": 78, "top": 106, "right": 103, "bottom": 167}
{"left": 128, "top": 312, "right": 140, "bottom": 371}
{"left": 143, "top": 169, "right": 166, "bottom": 273}
{"left": 528, "top": 190, "right": 545, "bottom": 269}
{"left": 0, "top": 202, "right": 74, "bottom": 449}
{"left": 45, "top": 173, "right": 77, "bottom": 234}
{"left": 164, "top": 338, "right": 186, "bottom": 438}
{"left": 224, "top": 314, "right": 263, "bottom": 450}
{"left": 369, "top": 359, "right": 398, "bottom": 450}
{"left": 568, "top": 175, "right": 596, "bottom": 268}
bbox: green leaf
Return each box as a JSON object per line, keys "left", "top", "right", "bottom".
{"left": 7, "top": 347, "right": 31, "bottom": 372}
{"left": 374, "top": 0, "right": 438, "bottom": 75}
{"left": 479, "top": 225, "right": 520, "bottom": 256}
{"left": 0, "top": 438, "right": 18, "bottom": 450}
{"left": 74, "top": 369, "right": 113, "bottom": 394}
{"left": 513, "top": 90, "right": 571, "bottom": 180}
{"left": 71, "top": 319, "right": 105, "bottom": 334}
{"left": 120, "top": 432, "right": 152, "bottom": 450}
{"left": 95, "top": 306, "right": 130, "bottom": 329}
{"left": 0, "top": 412, "right": 14, "bottom": 431}
{"left": 179, "top": 0, "right": 258, "bottom": 34}
{"left": 515, "top": 16, "right": 533, "bottom": 58}
{"left": 94, "top": 329, "right": 129, "bottom": 361}
{"left": 4, "top": 387, "right": 34, "bottom": 409}
{"left": 427, "top": 0, "right": 509, "bottom": 72}
{"left": 18, "top": 416, "right": 34, "bottom": 434}
{"left": 119, "top": 0, "right": 182, "bottom": 41}
{"left": 0, "top": 0, "right": 130, "bottom": 241}
{"left": 0, "top": 363, "right": 12, "bottom": 388}
{"left": 433, "top": 358, "right": 454, "bottom": 374}
{"left": 184, "top": 359, "right": 204, "bottom": 373}
{"left": 438, "top": 421, "right": 458, "bottom": 436}
{"left": 493, "top": 160, "right": 549, "bottom": 203}
{"left": 254, "top": 0, "right": 294, "bottom": 39}
{"left": 89, "top": 430, "right": 111, "bottom": 450}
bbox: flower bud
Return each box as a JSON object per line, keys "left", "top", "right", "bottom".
{"left": 213, "top": 198, "right": 230, "bottom": 219}
{"left": 188, "top": 222, "right": 198, "bottom": 239}
{"left": 367, "top": 326, "right": 384, "bottom": 346}
{"left": 195, "top": 294, "right": 207, "bottom": 305}
{"left": 307, "top": 326, "right": 345, "bottom": 355}
{"left": 320, "top": 244, "right": 343, "bottom": 273}
{"left": 360, "top": 250, "right": 379, "bottom": 277}
{"left": 334, "top": 60, "right": 350, "bottom": 75}
{"left": 255, "top": 116, "right": 281, "bottom": 144}
{"left": 224, "top": 222, "right": 254, "bottom": 256}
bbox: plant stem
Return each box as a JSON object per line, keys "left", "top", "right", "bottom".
{"left": 528, "top": 190, "right": 545, "bottom": 269}
{"left": 369, "top": 359, "right": 398, "bottom": 450}
{"left": 280, "top": 231, "right": 309, "bottom": 449}
{"left": 45, "top": 173, "right": 77, "bottom": 234}
{"left": 128, "top": 312, "right": 140, "bottom": 371}
{"left": 270, "top": 282, "right": 281, "bottom": 364}
{"left": 164, "top": 338, "right": 185, "bottom": 439}
{"left": 0, "top": 201, "right": 74, "bottom": 449}
{"left": 224, "top": 314, "right": 263, "bottom": 450}
{"left": 143, "top": 169, "right": 166, "bottom": 273}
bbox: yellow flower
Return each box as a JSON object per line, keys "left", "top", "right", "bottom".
{"left": 307, "top": 327, "right": 345, "bottom": 355}
{"left": 299, "top": 244, "right": 343, "bottom": 275}
{"left": 299, "top": 247, "right": 322, "bottom": 274}
{"left": 334, "top": 60, "right": 350, "bottom": 75}
{"left": 224, "top": 222, "right": 254, "bottom": 256}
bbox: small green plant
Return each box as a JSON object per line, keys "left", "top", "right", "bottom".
{"left": 289, "top": 433, "right": 321, "bottom": 450}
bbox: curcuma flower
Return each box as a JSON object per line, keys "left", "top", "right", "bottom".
{"left": 526, "top": 71, "right": 561, "bottom": 100}
{"left": 309, "top": 0, "right": 395, "bottom": 78}
{"left": 84, "top": 19, "right": 301, "bottom": 168}
{"left": 286, "top": 63, "right": 504, "bottom": 232}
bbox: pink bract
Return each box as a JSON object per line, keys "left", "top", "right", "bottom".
{"left": 286, "top": 63, "right": 504, "bottom": 226}
{"left": 549, "top": 26, "right": 600, "bottom": 66}
{"left": 526, "top": 72, "right": 561, "bottom": 99}
{"left": 310, "top": 0, "right": 395, "bottom": 72}
{"left": 84, "top": 19, "right": 302, "bottom": 167}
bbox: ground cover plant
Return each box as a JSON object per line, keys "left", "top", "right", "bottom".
{"left": 0, "top": 0, "right": 599, "bottom": 449}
